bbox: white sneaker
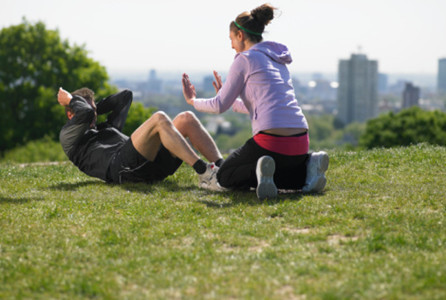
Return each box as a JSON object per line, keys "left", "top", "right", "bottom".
{"left": 302, "top": 151, "right": 329, "bottom": 193}
{"left": 256, "top": 156, "right": 278, "bottom": 200}
{"left": 198, "top": 163, "right": 226, "bottom": 191}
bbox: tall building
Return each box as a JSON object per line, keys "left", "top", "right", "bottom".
{"left": 337, "top": 53, "right": 378, "bottom": 124}
{"left": 378, "top": 73, "right": 388, "bottom": 94}
{"left": 438, "top": 58, "right": 446, "bottom": 95}
{"left": 147, "top": 69, "right": 162, "bottom": 93}
{"left": 402, "top": 82, "right": 420, "bottom": 109}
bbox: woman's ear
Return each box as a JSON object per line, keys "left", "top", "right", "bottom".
{"left": 237, "top": 30, "right": 245, "bottom": 41}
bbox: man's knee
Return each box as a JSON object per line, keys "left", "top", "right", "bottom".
{"left": 174, "top": 111, "right": 197, "bottom": 125}
{"left": 150, "top": 111, "right": 173, "bottom": 129}
{"left": 173, "top": 111, "right": 200, "bottom": 133}
{"left": 151, "top": 111, "right": 170, "bottom": 122}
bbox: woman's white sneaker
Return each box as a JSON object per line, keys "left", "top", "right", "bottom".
{"left": 302, "top": 151, "right": 329, "bottom": 193}
{"left": 256, "top": 156, "right": 278, "bottom": 200}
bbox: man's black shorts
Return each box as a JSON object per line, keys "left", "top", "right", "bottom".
{"left": 107, "top": 138, "right": 182, "bottom": 184}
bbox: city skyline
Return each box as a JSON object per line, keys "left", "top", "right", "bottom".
{"left": 2, "top": 0, "right": 446, "bottom": 76}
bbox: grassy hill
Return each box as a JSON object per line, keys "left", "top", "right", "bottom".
{"left": 1, "top": 145, "right": 445, "bottom": 299}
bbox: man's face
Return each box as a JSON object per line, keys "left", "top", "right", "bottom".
{"left": 67, "top": 98, "right": 96, "bottom": 123}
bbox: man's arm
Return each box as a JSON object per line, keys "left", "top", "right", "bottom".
{"left": 58, "top": 87, "right": 96, "bottom": 157}
{"left": 58, "top": 87, "right": 96, "bottom": 124}
{"left": 96, "top": 89, "right": 133, "bottom": 132}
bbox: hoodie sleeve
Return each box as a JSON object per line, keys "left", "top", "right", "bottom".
{"left": 193, "top": 54, "right": 249, "bottom": 114}
{"left": 231, "top": 99, "right": 249, "bottom": 114}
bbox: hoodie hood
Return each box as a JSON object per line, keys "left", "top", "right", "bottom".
{"left": 250, "top": 41, "right": 292, "bottom": 65}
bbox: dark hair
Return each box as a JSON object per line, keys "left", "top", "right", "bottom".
{"left": 72, "top": 87, "right": 95, "bottom": 105}
{"left": 230, "top": 3, "right": 276, "bottom": 43}
{"left": 65, "top": 87, "right": 95, "bottom": 116}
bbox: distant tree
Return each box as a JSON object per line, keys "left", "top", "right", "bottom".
{"left": 215, "top": 127, "right": 252, "bottom": 153}
{"left": 359, "top": 107, "right": 446, "bottom": 149}
{"left": 333, "top": 117, "right": 345, "bottom": 130}
{"left": 306, "top": 114, "right": 337, "bottom": 141}
{"left": 341, "top": 122, "right": 366, "bottom": 147}
{"left": 0, "top": 19, "right": 115, "bottom": 153}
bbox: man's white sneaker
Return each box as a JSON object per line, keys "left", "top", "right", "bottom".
{"left": 256, "top": 156, "right": 278, "bottom": 200}
{"left": 302, "top": 151, "right": 329, "bottom": 193}
{"left": 198, "top": 163, "right": 226, "bottom": 191}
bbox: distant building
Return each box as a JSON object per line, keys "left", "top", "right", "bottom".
{"left": 311, "top": 72, "right": 324, "bottom": 81}
{"left": 202, "top": 75, "right": 215, "bottom": 92}
{"left": 337, "top": 53, "right": 378, "bottom": 124}
{"left": 438, "top": 58, "right": 446, "bottom": 94}
{"left": 378, "top": 73, "right": 388, "bottom": 93}
{"left": 147, "top": 69, "right": 162, "bottom": 93}
{"left": 307, "top": 78, "right": 337, "bottom": 101}
{"left": 402, "top": 82, "right": 420, "bottom": 109}
{"left": 387, "top": 80, "right": 407, "bottom": 95}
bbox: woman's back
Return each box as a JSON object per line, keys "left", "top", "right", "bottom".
{"left": 235, "top": 41, "right": 308, "bottom": 135}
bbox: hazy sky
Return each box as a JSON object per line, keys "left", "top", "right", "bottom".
{"left": 1, "top": 0, "right": 446, "bottom": 76}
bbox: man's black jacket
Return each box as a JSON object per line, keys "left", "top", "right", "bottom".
{"left": 59, "top": 89, "right": 132, "bottom": 181}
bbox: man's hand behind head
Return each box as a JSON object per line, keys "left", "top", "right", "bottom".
{"left": 58, "top": 87, "right": 72, "bottom": 106}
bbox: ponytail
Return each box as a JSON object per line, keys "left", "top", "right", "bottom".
{"left": 230, "top": 3, "right": 277, "bottom": 43}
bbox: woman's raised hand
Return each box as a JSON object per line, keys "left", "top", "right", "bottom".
{"left": 212, "top": 70, "right": 223, "bottom": 93}
{"left": 182, "top": 73, "right": 196, "bottom": 105}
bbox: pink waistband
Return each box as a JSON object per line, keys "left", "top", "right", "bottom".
{"left": 253, "top": 132, "right": 309, "bottom": 156}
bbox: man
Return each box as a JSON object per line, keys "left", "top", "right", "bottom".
{"left": 58, "top": 87, "right": 224, "bottom": 189}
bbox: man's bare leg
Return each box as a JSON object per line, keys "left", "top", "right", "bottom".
{"left": 130, "top": 111, "right": 200, "bottom": 166}
{"left": 173, "top": 111, "right": 223, "bottom": 163}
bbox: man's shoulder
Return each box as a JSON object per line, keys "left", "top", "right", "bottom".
{"left": 60, "top": 121, "right": 91, "bottom": 155}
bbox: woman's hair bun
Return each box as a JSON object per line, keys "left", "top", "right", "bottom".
{"left": 251, "top": 3, "right": 275, "bottom": 26}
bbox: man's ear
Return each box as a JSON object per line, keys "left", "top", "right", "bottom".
{"left": 67, "top": 111, "right": 74, "bottom": 120}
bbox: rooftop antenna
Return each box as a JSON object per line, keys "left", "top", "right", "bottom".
{"left": 357, "top": 45, "right": 363, "bottom": 54}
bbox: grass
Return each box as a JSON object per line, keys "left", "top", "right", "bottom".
{"left": 1, "top": 144, "right": 445, "bottom": 299}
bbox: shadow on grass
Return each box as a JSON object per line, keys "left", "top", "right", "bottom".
{"left": 47, "top": 179, "right": 325, "bottom": 203}
{"left": 49, "top": 180, "right": 102, "bottom": 191}
{"left": 0, "top": 196, "right": 44, "bottom": 204}
{"left": 48, "top": 178, "right": 195, "bottom": 194}
{"left": 118, "top": 179, "right": 196, "bottom": 194}
{"left": 197, "top": 189, "right": 306, "bottom": 208}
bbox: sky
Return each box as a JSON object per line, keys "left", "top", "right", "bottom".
{"left": 1, "top": 0, "right": 446, "bottom": 78}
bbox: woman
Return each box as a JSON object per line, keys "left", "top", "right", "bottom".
{"left": 182, "top": 3, "right": 328, "bottom": 199}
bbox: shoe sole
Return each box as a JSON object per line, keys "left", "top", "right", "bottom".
{"left": 303, "top": 152, "right": 329, "bottom": 193}
{"left": 199, "top": 182, "right": 227, "bottom": 192}
{"left": 256, "top": 156, "right": 278, "bottom": 200}
{"left": 312, "top": 175, "right": 327, "bottom": 193}
{"left": 316, "top": 152, "right": 329, "bottom": 175}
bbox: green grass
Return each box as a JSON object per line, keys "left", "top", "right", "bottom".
{"left": 1, "top": 144, "right": 445, "bottom": 299}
